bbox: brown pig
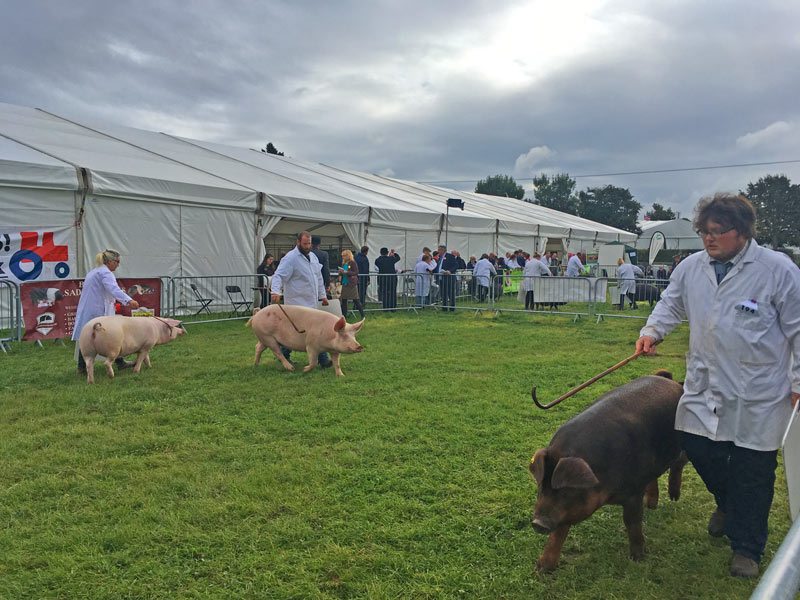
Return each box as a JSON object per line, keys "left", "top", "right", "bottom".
{"left": 528, "top": 371, "right": 686, "bottom": 572}
{"left": 78, "top": 315, "right": 186, "bottom": 384}
{"left": 247, "top": 305, "right": 364, "bottom": 376}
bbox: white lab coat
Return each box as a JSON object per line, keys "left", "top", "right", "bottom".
{"left": 472, "top": 258, "right": 496, "bottom": 288}
{"left": 71, "top": 265, "right": 133, "bottom": 341}
{"left": 640, "top": 241, "right": 800, "bottom": 450}
{"left": 566, "top": 255, "right": 583, "bottom": 277}
{"left": 270, "top": 246, "right": 326, "bottom": 308}
{"left": 617, "top": 263, "right": 644, "bottom": 295}
{"left": 522, "top": 258, "right": 550, "bottom": 292}
{"left": 414, "top": 260, "right": 435, "bottom": 297}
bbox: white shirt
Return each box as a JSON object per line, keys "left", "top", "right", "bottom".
{"left": 617, "top": 262, "right": 644, "bottom": 295}
{"left": 522, "top": 258, "right": 551, "bottom": 291}
{"left": 640, "top": 241, "right": 800, "bottom": 450}
{"left": 472, "top": 258, "right": 497, "bottom": 287}
{"left": 566, "top": 255, "right": 584, "bottom": 277}
{"left": 270, "top": 246, "right": 326, "bottom": 308}
{"left": 71, "top": 265, "right": 133, "bottom": 341}
{"left": 414, "top": 260, "right": 435, "bottom": 296}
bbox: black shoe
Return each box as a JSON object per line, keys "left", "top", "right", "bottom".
{"left": 319, "top": 359, "right": 333, "bottom": 369}
{"left": 708, "top": 509, "right": 726, "bottom": 537}
{"left": 730, "top": 553, "right": 758, "bottom": 578}
{"left": 77, "top": 365, "right": 87, "bottom": 375}
{"left": 115, "top": 359, "right": 135, "bottom": 370}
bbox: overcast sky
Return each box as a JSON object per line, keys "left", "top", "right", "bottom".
{"left": 2, "top": 0, "right": 799, "bottom": 218}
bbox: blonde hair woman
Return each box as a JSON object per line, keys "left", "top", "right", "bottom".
{"left": 71, "top": 249, "right": 140, "bottom": 374}
{"left": 338, "top": 249, "right": 365, "bottom": 318}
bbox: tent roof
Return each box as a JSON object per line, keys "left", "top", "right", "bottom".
{"left": 0, "top": 134, "right": 79, "bottom": 191}
{"left": 0, "top": 101, "right": 637, "bottom": 242}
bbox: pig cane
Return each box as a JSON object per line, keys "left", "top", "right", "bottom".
{"left": 532, "top": 343, "right": 658, "bottom": 410}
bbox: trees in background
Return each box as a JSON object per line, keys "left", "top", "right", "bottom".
{"left": 261, "top": 142, "right": 284, "bottom": 156}
{"left": 475, "top": 174, "right": 525, "bottom": 199}
{"left": 744, "top": 174, "right": 800, "bottom": 249}
{"left": 578, "top": 185, "right": 642, "bottom": 233}
{"left": 531, "top": 173, "right": 578, "bottom": 215}
{"left": 644, "top": 203, "right": 677, "bottom": 221}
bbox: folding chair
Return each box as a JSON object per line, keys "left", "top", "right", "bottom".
{"left": 189, "top": 283, "right": 213, "bottom": 315}
{"left": 225, "top": 285, "right": 252, "bottom": 315}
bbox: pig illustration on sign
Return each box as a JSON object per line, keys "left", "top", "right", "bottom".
{"left": 528, "top": 371, "right": 686, "bottom": 572}
{"left": 247, "top": 305, "right": 364, "bottom": 376}
{"left": 78, "top": 315, "right": 186, "bottom": 383}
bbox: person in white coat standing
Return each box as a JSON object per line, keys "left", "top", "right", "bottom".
{"left": 636, "top": 193, "right": 800, "bottom": 578}
{"left": 72, "top": 249, "right": 140, "bottom": 374}
{"left": 616, "top": 257, "right": 644, "bottom": 309}
{"left": 271, "top": 231, "right": 331, "bottom": 367}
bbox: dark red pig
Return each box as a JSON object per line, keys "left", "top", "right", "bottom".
{"left": 528, "top": 371, "right": 686, "bottom": 572}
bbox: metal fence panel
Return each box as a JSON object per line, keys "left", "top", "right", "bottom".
{"left": 0, "top": 279, "right": 22, "bottom": 351}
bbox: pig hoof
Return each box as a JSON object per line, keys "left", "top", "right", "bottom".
{"left": 303, "top": 365, "right": 315, "bottom": 373}
{"left": 536, "top": 558, "right": 557, "bottom": 573}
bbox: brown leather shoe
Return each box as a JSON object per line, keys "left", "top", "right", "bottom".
{"left": 730, "top": 553, "right": 759, "bottom": 578}
{"left": 707, "top": 509, "right": 726, "bottom": 537}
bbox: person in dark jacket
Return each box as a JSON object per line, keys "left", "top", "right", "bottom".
{"left": 355, "top": 246, "right": 370, "bottom": 305}
{"left": 375, "top": 247, "right": 401, "bottom": 310}
{"left": 434, "top": 245, "right": 459, "bottom": 311}
{"left": 310, "top": 235, "right": 331, "bottom": 297}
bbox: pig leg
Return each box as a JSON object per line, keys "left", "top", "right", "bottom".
{"left": 668, "top": 452, "right": 688, "bottom": 501}
{"left": 622, "top": 494, "right": 646, "bottom": 560}
{"left": 264, "top": 338, "right": 295, "bottom": 371}
{"left": 303, "top": 349, "right": 319, "bottom": 373}
{"left": 536, "top": 524, "right": 571, "bottom": 573}
{"left": 133, "top": 351, "right": 149, "bottom": 374}
{"left": 85, "top": 355, "right": 96, "bottom": 384}
{"left": 644, "top": 479, "right": 660, "bottom": 509}
{"left": 254, "top": 341, "right": 266, "bottom": 366}
{"left": 331, "top": 352, "right": 343, "bottom": 377}
{"left": 104, "top": 357, "right": 116, "bottom": 380}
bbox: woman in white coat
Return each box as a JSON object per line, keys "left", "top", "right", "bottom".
{"left": 616, "top": 257, "right": 643, "bottom": 309}
{"left": 72, "top": 249, "right": 139, "bottom": 374}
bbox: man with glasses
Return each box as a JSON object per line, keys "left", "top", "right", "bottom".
{"left": 635, "top": 193, "right": 800, "bottom": 578}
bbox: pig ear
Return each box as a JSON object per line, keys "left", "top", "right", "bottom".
{"left": 334, "top": 316, "right": 346, "bottom": 331}
{"left": 350, "top": 318, "right": 365, "bottom": 331}
{"left": 551, "top": 457, "right": 599, "bottom": 490}
{"left": 529, "top": 449, "right": 548, "bottom": 486}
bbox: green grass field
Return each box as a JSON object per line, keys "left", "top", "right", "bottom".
{"left": 0, "top": 309, "right": 792, "bottom": 599}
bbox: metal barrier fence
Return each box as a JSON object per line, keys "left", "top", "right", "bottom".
{"left": 750, "top": 514, "right": 800, "bottom": 600}
{"left": 592, "top": 277, "right": 670, "bottom": 321}
{"left": 0, "top": 280, "right": 22, "bottom": 352}
{"left": 167, "top": 274, "right": 263, "bottom": 324}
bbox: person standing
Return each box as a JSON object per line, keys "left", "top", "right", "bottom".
{"left": 635, "top": 193, "right": 800, "bottom": 578}
{"left": 565, "top": 252, "right": 583, "bottom": 277}
{"left": 338, "top": 249, "right": 365, "bottom": 319}
{"left": 271, "top": 231, "right": 332, "bottom": 368}
{"left": 310, "top": 235, "right": 331, "bottom": 298}
{"left": 256, "top": 253, "right": 276, "bottom": 308}
{"left": 472, "top": 253, "right": 496, "bottom": 302}
{"left": 413, "top": 254, "right": 435, "bottom": 307}
{"left": 522, "top": 252, "right": 551, "bottom": 310}
{"left": 434, "top": 245, "right": 459, "bottom": 311}
{"left": 72, "top": 249, "right": 140, "bottom": 374}
{"left": 375, "top": 247, "right": 401, "bottom": 311}
{"left": 355, "top": 246, "right": 370, "bottom": 306}
{"left": 616, "top": 257, "right": 644, "bottom": 309}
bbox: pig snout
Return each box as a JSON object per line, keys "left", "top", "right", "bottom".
{"left": 532, "top": 515, "right": 555, "bottom": 534}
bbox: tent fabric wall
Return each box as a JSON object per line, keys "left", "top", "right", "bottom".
{"left": 1, "top": 101, "right": 638, "bottom": 283}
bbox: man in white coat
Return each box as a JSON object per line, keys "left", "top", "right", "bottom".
{"left": 270, "top": 231, "right": 331, "bottom": 367}
{"left": 565, "top": 252, "right": 583, "bottom": 277}
{"left": 522, "top": 252, "right": 551, "bottom": 310}
{"left": 471, "top": 254, "right": 496, "bottom": 302}
{"left": 636, "top": 193, "right": 800, "bottom": 578}
{"left": 616, "top": 257, "right": 644, "bottom": 309}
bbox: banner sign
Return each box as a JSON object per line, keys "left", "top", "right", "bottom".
{"left": 0, "top": 230, "right": 73, "bottom": 284}
{"left": 20, "top": 277, "right": 162, "bottom": 341}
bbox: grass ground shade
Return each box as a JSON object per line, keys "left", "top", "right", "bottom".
{"left": 0, "top": 310, "right": 791, "bottom": 599}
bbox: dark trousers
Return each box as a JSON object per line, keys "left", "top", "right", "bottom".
{"left": 378, "top": 275, "right": 397, "bottom": 309}
{"left": 357, "top": 277, "right": 368, "bottom": 305}
{"left": 525, "top": 290, "right": 535, "bottom": 310}
{"left": 439, "top": 273, "right": 456, "bottom": 311}
{"left": 681, "top": 432, "right": 777, "bottom": 562}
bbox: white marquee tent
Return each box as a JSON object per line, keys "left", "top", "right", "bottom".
{"left": 0, "top": 102, "right": 636, "bottom": 283}
{"left": 636, "top": 219, "right": 704, "bottom": 264}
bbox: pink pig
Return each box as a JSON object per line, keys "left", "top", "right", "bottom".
{"left": 247, "top": 305, "right": 364, "bottom": 376}
{"left": 78, "top": 315, "right": 186, "bottom": 383}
